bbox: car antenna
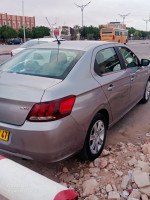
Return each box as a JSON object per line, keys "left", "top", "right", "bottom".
{"left": 54, "top": 34, "right": 61, "bottom": 62}
{"left": 55, "top": 34, "right": 61, "bottom": 45}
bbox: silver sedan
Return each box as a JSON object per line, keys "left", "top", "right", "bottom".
{"left": 0, "top": 41, "right": 150, "bottom": 162}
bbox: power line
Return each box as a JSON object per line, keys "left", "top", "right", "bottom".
{"left": 75, "top": 1, "right": 91, "bottom": 28}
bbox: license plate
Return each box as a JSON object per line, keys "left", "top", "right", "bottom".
{"left": 0, "top": 129, "right": 9, "bottom": 141}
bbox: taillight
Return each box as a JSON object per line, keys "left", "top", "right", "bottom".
{"left": 11, "top": 51, "right": 13, "bottom": 56}
{"left": 27, "top": 96, "right": 76, "bottom": 122}
{"left": 112, "top": 35, "right": 115, "bottom": 40}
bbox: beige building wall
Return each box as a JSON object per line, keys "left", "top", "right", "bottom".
{"left": 0, "top": 13, "right": 35, "bottom": 30}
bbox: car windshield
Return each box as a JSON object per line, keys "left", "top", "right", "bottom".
{"left": 0, "top": 48, "right": 84, "bottom": 79}
{"left": 21, "top": 40, "right": 49, "bottom": 48}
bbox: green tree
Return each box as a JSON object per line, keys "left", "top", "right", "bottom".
{"left": 73, "top": 25, "right": 81, "bottom": 34}
{"left": 127, "top": 27, "right": 136, "bottom": 37}
{"left": 140, "top": 31, "right": 147, "bottom": 39}
{"left": 134, "top": 30, "right": 142, "bottom": 40}
{"left": 99, "top": 25, "right": 105, "bottom": 33}
{"left": 0, "top": 25, "right": 17, "bottom": 40}
{"left": 147, "top": 32, "right": 150, "bottom": 39}
{"left": 80, "top": 26, "right": 100, "bottom": 40}
{"left": 127, "top": 27, "right": 150, "bottom": 40}
{"left": 87, "top": 33, "right": 94, "bottom": 40}
{"left": 72, "top": 34, "right": 77, "bottom": 40}
{"left": 18, "top": 27, "right": 32, "bottom": 39}
{"left": 32, "top": 26, "right": 50, "bottom": 38}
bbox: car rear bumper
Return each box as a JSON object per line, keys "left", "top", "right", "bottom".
{"left": 0, "top": 116, "right": 85, "bottom": 162}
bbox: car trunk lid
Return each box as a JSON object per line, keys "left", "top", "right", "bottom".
{"left": 0, "top": 72, "right": 62, "bottom": 125}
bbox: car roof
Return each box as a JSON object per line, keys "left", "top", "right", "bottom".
{"left": 30, "top": 40, "right": 115, "bottom": 51}
{"left": 26, "top": 38, "right": 63, "bottom": 42}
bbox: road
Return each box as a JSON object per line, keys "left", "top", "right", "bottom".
{"left": 0, "top": 55, "right": 10, "bottom": 64}
{"left": 0, "top": 41, "right": 150, "bottom": 182}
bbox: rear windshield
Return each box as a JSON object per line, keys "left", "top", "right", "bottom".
{"left": 21, "top": 40, "right": 49, "bottom": 48}
{"left": 0, "top": 48, "right": 84, "bottom": 79}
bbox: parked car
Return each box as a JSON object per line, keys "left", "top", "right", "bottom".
{"left": 7, "top": 39, "right": 21, "bottom": 45}
{"left": 0, "top": 41, "right": 150, "bottom": 162}
{"left": 11, "top": 38, "right": 65, "bottom": 56}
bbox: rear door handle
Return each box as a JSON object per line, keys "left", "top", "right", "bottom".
{"left": 107, "top": 84, "right": 115, "bottom": 91}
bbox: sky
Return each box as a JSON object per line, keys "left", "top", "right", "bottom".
{"left": 1, "top": 0, "right": 150, "bottom": 31}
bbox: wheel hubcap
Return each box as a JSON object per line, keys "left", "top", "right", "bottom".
{"left": 145, "top": 81, "right": 150, "bottom": 100}
{"left": 89, "top": 120, "right": 105, "bottom": 154}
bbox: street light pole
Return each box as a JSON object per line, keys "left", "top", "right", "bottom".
{"left": 75, "top": 1, "right": 91, "bottom": 28}
{"left": 119, "top": 13, "right": 130, "bottom": 28}
{"left": 143, "top": 19, "right": 149, "bottom": 32}
{"left": 22, "top": 0, "right": 26, "bottom": 42}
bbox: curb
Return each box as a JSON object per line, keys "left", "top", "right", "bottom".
{"left": 0, "top": 155, "right": 78, "bottom": 200}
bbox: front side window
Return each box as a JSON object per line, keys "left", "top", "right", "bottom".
{"left": 94, "top": 48, "right": 122, "bottom": 75}
{"left": 122, "top": 31, "right": 128, "bottom": 36}
{"left": 115, "top": 31, "right": 120, "bottom": 36}
{"left": 0, "top": 49, "right": 83, "bottom": 80}
{"left": 102, "top": 28, "right": 113, "bottom": 34}
{"left": 119, "top": 47, "right": 139, "bottom": 68}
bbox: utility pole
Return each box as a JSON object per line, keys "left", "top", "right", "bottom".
{"left": 143, "top": 19, "right": 149, "bottom": 32}
{"left": 45, "top": 17, "right": 56, "bottom": 37}
{"left": 119, "top": 13, "right": 130, "bottom": 28}
{"left": 75, "top": 1, "right": 91, "bottom": 28}
{"left": 22, "top": 0, "right": 26, "bottom": 42}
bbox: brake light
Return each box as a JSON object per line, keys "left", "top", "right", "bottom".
{"left": 27, "top": 96, "right": 76, "bottom": 122}
{"left": 113, "top": 35, "right": 115, "bottom": 40}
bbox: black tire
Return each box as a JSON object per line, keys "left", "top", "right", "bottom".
{"left": 124, "top": 40, "right": 128, "bottom": 45}
{"left": 79, "top": 113, "right": 107, "bottom": 161}
{"left": 140, "top": 80, "right": 150, "bottom": 104}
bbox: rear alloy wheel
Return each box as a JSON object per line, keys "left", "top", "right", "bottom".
{"left": 141, "top": 80, "right": 150, "bottom": 104}
{"left": 79, "top": 113, "right": 107, "bottom": 161}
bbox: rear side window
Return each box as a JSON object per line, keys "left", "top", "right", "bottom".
{"left": 102, "top": 28, "right": 113, "bottom": 34}
{"left": 0, "top": 49, "right": 84, "bottom": 79}
{"left": 119, "top": 47, "right": 139, "bottom": 68}
{"left": 94, "top": 48, "right": 122, "bottom": 75}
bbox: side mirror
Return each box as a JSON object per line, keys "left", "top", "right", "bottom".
{"left": 141, "top": 59, "right": 150, "bottom": 67}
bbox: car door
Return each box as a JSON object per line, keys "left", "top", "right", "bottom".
{"left": 91, "top": 45, "right": 131, "bottom": 123}
{"left": 118, "top": 46, "right": 149, "bottom": 106}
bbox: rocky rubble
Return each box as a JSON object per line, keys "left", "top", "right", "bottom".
{"left": 58, "top": 142, "right": 150, "bottom": 199}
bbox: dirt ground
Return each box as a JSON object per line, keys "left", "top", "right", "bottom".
{"left": 106, "top": 100, "right": 150, "bottom": 146}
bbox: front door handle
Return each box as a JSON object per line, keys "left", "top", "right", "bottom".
{"left": 131, "top": 76, "right": 135, "bottom": 81}
{"left": 107, "top": 84, "right": 115, "bottom": 91}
